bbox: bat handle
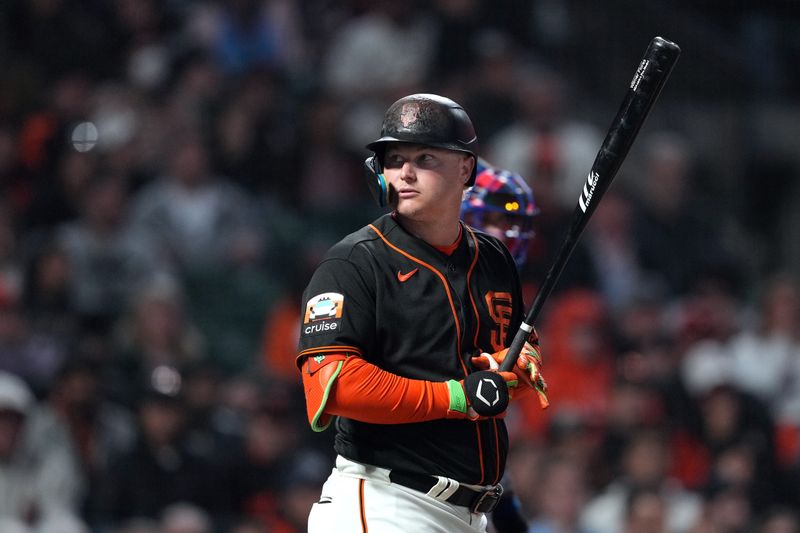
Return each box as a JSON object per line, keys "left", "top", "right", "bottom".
{"left": 500, "top": 323, "right": 534, "bottom": 372}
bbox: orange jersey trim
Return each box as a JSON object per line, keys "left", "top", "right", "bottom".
{"left": 296, "top": 345, "right": 363, "bottom": 368}
{"left": 465, "top": 228, "right": 502, "bottom": 484}
{"left": 464, "top": 227, "right": 482, "bottom": 354}
{"left": 368, "top": 224, "right": 468, "bottom": 377}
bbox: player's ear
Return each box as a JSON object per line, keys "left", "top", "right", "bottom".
{"left": 462, "top": 155, "right": 475, "bottom": 186}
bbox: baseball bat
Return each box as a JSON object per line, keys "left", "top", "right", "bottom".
{"left": 499, "top": 36, "right": 681, "bottom": 373}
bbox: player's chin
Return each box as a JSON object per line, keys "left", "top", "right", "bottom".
{"left": 395, "top": 199, "right": 423, "bottom": 218}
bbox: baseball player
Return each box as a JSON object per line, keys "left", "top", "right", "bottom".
{"left": 297, "top": 93, "right": 547, "bottom": 533}
{"left": 461, "top": 158, "right": 539, "bottom": 270}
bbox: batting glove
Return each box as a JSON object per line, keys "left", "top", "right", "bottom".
{"left": 471, "top": 337, "right": 549, "bottom": 409}
{"left": 446, "top": 372, "right": 519, "bottom": 421}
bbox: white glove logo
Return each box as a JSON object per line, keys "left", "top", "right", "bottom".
{"left": 476, "top": 378, "right": 500, "bottom": 406}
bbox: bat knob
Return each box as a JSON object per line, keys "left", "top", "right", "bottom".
{"left": 464, "top": 371, "right": 509, "bottom": 417}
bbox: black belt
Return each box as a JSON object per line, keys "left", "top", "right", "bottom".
{"left": 388, "top": 469, "right": 503, "bottom": 513}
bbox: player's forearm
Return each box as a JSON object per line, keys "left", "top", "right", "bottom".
{"left": 301, "top": 354, "right": 463, "bottom": 428}
{"left": 327, "top": 356, "right": 454, "bottom": 423}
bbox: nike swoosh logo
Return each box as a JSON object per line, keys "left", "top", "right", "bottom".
{"left": 397, "top": 268, "right": 419, "bottom": 282}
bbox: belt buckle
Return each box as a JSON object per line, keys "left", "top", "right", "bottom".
{"left": 470, "top": 484, "right": 503, "bottom": 513}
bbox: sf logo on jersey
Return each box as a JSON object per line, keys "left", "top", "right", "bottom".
{"left": 485, "top": 291, "right": 512, "bottom": 352}
{"left": 303, "top": 293, "right": 344, "bottom": 336}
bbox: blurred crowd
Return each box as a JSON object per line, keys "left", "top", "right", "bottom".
{"left": 0, "top": 1, "right": 799, "bottom": 532}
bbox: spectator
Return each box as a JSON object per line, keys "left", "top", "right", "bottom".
{"left": 319, "top": 0, "right": 438, "bottom": 151}
{"left": 294, "top": 94, "right": 368, "bottom": 213}
{"left": 678, "top": 264, "right": 745, "bottom": 395}
{"left": 16, "top": 72, "right": 96, "bottom": 231}
{"left": 690, "top": 385, "right": 778, "bottom": 506}
{"left": 36, "top": 355, "right": 136, "bottom": 525}
{"left": 129, "top": 131, "right": 263, "bottom": 274}
{"left": 596, "top": 379, "right": 666, "bottom": 488}
{"left": 580, "top": 428, "right": 701, "bottom": 533}
{"left": 210, "top": 70, "right": 299, "bottom": 198}
{"left": 691, "top": 481, "right": 753, "bottom": 533}
{"left": 24, "top": 149, "right": 98, "bottom": 233}
{"left": 459, "top": 27, "right": 522, "bottom": 142}
{"left": 55, "top": 173, "right": 167, "bottom": 331}
{"left": 528, "top": 453, "right": 597, "bottom": 533}
{"left": 20, "top": 238, "right": 76, "bottom": 341}
{"left": 277, "top": 450, "right": 333, "bottom": 533}
{"left": 112, "top": 0, "right": 178, "bottom": 94}
{"left": 0, "top": 123, "right": 35, "bottom": 225}
{"left": 229, "top": 382, "right": 304, "bottom": 529}
{"left": 96, "top": 387, "right": 229, "bottom": 526}
{"left": 631, "top": 132, "right": 731, "bottom": 296}
{"left": 111, "top": 275, "right": 205, "bottom": 408}
{"left": 179, "top": 360, "right": 243, "bottom": 481}
{"left": 623, "top": 486, "right": 667, "bottom": 533}
{"left": 33, "top": 512, "right": 91, "bottom": 533}
{"left": 0, "top": 371, "right": 86, "bottom": 528}
{"left": 159, "top": 502, "right": 213, "bottom": 533}
{"left": 0, "top": 204, "right": 23, "bottom": 305}
{"left": 581, "top": 189, "right": 655, "bottom": 313}
{"left": 757, "top": 506, "right": 800, "bottom": 533}
{"left": 201, "top": 0, "right": 307, "bottom": 79}
{"left": 726, "top": 273, "right": 800, "bottom": 422}
{"left": 0, "top": 290, "right": 67, "bottom": 396}
{"left": 488, "top": 66, "right": 603, "bottom": 211}
{"left": 321, "top": 1, "right": 436, "bottom": 99}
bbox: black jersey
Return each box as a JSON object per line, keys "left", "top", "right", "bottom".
{"left": 297, "top": 213, "right": 525, "bottom": 485}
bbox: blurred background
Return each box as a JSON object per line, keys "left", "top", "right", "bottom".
{"left": 0, "top": 0, "right": 799, "bottom": 532}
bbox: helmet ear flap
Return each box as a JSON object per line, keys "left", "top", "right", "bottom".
{"left": 364, "top": 156, "right": 390, "bottom": 207}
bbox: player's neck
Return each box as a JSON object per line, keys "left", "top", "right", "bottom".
{"left": 395, "top": 212, "right": 461, "bottom": 248}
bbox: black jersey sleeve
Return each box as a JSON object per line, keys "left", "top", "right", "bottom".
{"left": 297, "top": 250, "right": 376, "bottom": 363}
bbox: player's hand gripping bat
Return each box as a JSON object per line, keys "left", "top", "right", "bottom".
{"left": 465, "top": 36, "right": 681, "bottom": 417}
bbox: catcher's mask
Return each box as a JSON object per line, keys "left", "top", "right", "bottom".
{"left": 461, "top": 158, "right": 538, "bottom": 267}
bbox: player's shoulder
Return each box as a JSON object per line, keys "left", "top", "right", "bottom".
{"left": 321, "top": 214, "right": 391, "bottom": 262}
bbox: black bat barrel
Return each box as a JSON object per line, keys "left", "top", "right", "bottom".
{"left": 498, "top": 36, "right": 680, "bottom": 373}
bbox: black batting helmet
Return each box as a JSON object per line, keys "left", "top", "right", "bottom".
{"left": 364, "top": 94, "right": 479, "bottom": 206}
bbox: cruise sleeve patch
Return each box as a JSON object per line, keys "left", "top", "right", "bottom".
{"left": 302, "top": 292, "right": 345, "bottom": 337}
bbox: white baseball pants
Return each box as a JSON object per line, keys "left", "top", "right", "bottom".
{"left": 307, "top": 455, "right": 488, "bottom": 532}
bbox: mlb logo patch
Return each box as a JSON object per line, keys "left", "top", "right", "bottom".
{"left": 304, "top": 293, "right": 344, "bottom": 323}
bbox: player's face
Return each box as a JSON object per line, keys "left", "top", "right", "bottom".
{"left": 383, "top": 144, "right": 471, "bottom": 222}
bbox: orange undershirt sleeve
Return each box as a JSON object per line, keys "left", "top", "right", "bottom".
{"left": 300, "top": 353, "right": 458, "bottom": 430}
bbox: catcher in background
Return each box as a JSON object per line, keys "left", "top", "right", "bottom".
{"left": 461, "top": 158, "right": 539, "bottom": 270}
{"left": 297, "top": 93, "right": 547, "bottom": 533}
{"left": 462, "top": 159, "right": 541, "bottom": 533}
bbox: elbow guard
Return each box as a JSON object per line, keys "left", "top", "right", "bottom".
{"left": 301, "top": 354, "right": 348, "bottom": 432}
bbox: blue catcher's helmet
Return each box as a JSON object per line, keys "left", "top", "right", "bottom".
{"left": 461, "top": 159, "right": 538, "bottom": 268}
